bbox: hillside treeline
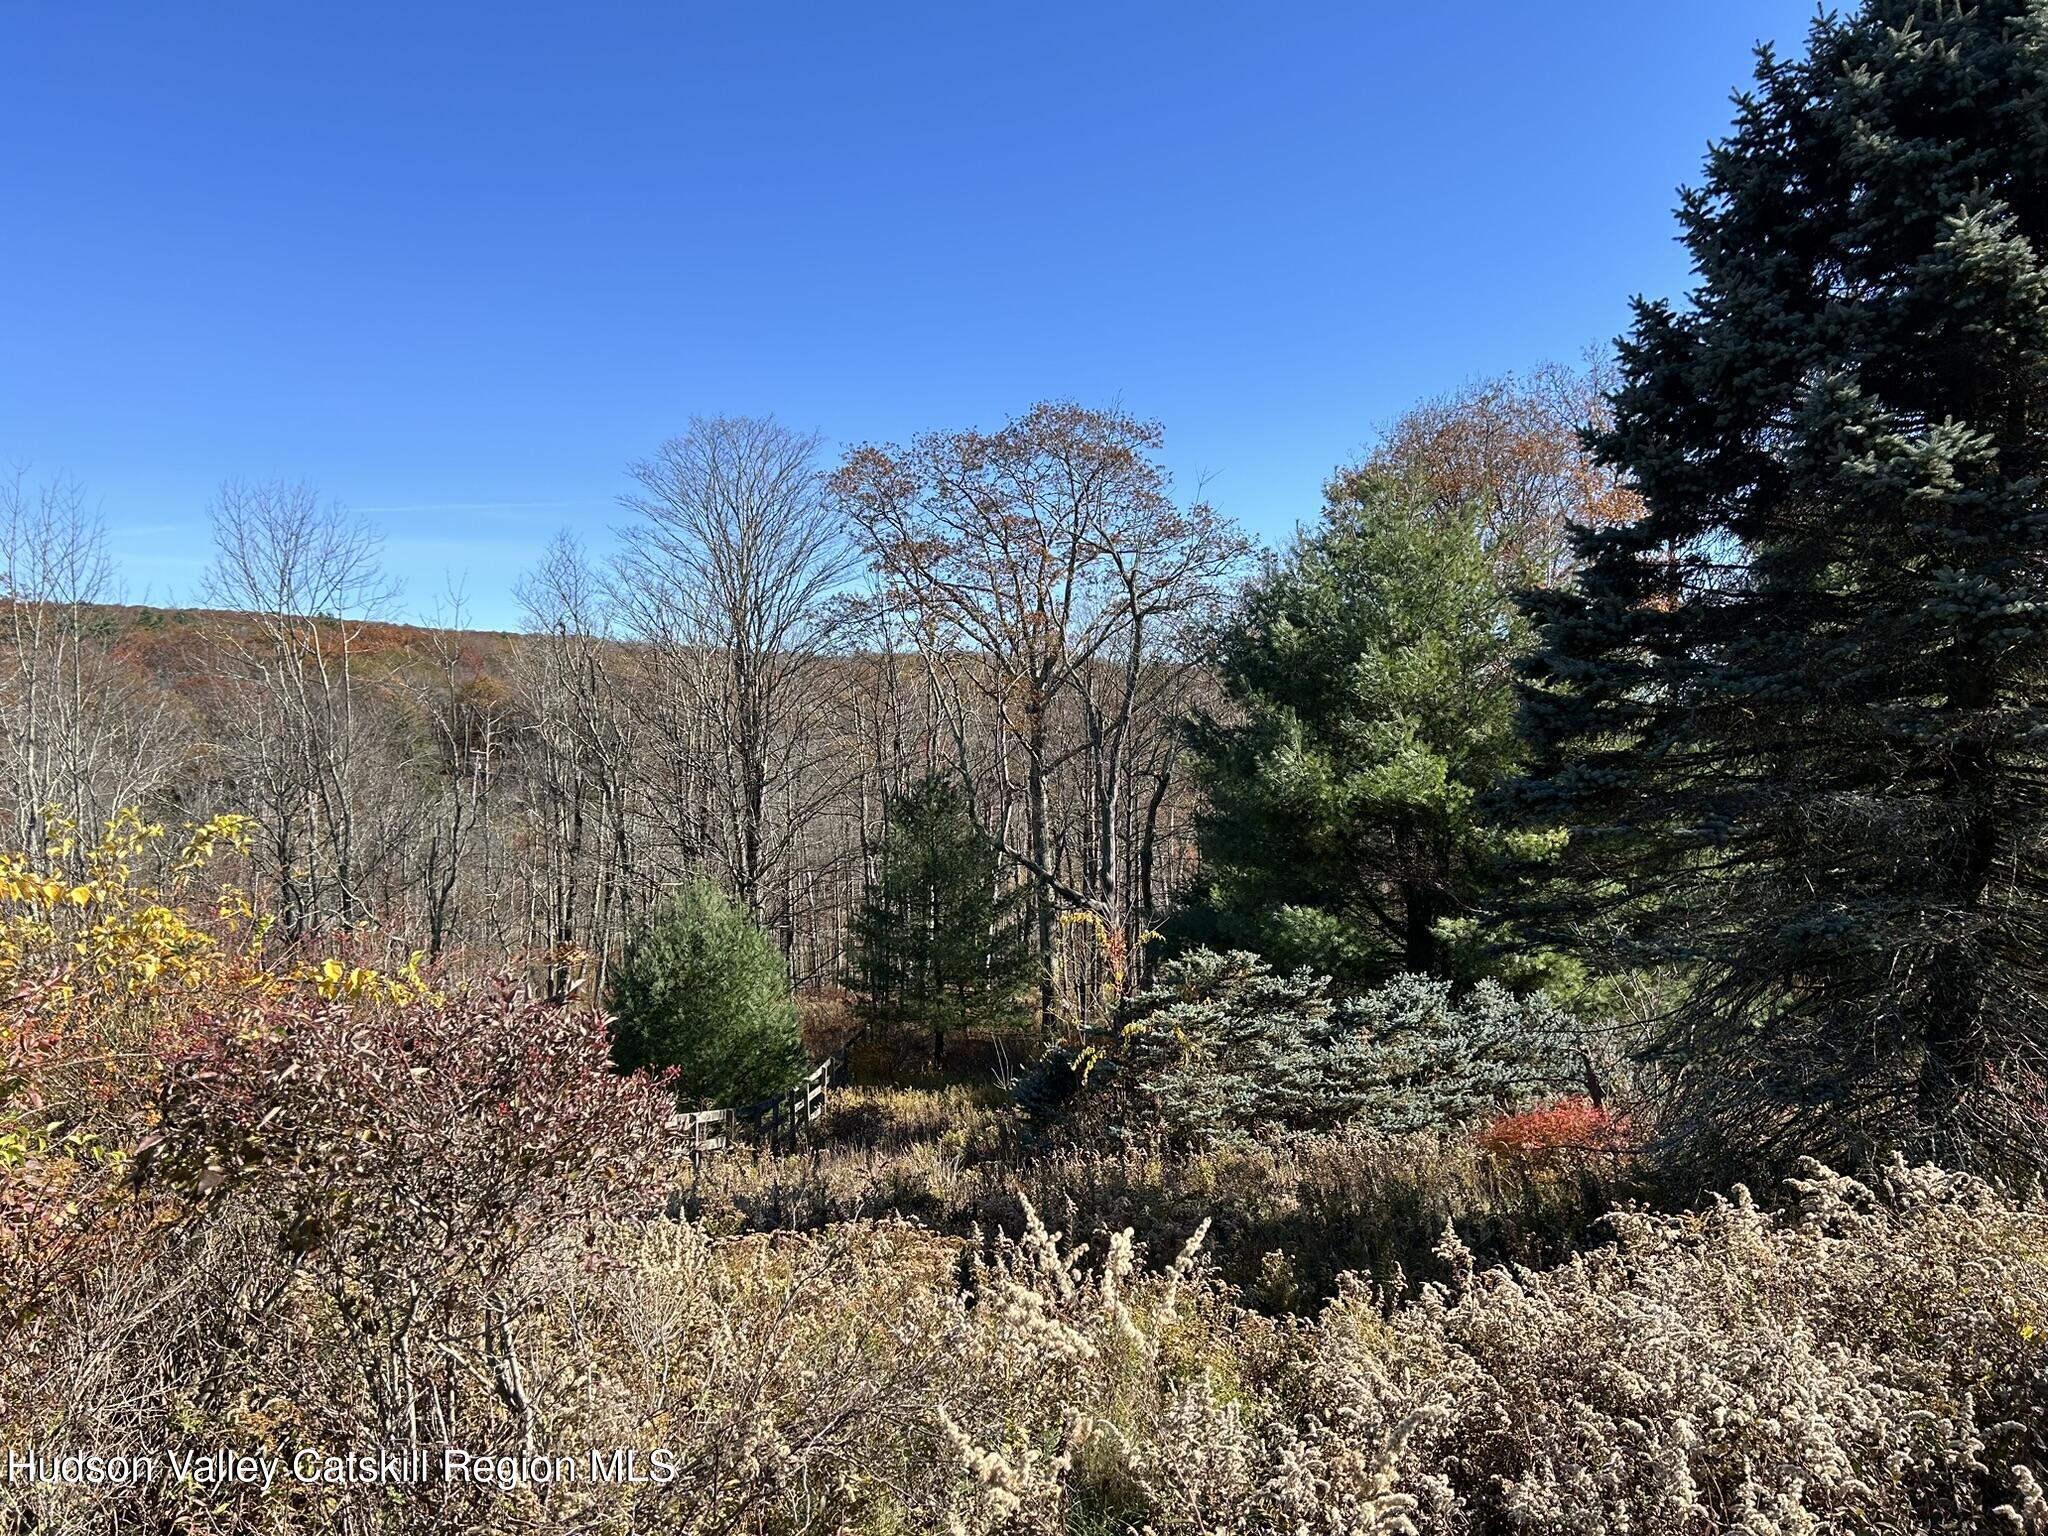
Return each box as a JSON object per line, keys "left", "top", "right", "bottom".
{"left": 0, "top": 368, "right": 1621, "bottom": 1020}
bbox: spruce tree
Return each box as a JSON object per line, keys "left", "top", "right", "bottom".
{"left": 850, "top": 776, "right": 1030, "bottom": 1060}
{"left": 1018, "top": 949, "right": 1582, "bottom": 1147}
{"left": 1185, "top": 473, "right": 1554, "bottom": 985}
{"left": 1518, "top": 1, "right": 2048, "bottom": 1177}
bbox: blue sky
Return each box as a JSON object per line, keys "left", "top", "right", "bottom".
{"left": 3, "top": 1, "right": 1817, "bottom": 629}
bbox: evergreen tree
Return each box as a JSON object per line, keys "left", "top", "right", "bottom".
{"left": 851, "top": 776, "right": 1030, "bottom": 1059}
{"left": 611, "top": 876, "right": 807, "bottom": 1108}
{"left": 1017, "top": 948, "right": 1582, "bottom": 1147}
{"left": 1518, "top": 1, "right": 2048, "bottom": 1177}
{"left": 1184, "top": 473, "right": 1556, "bottom": 984}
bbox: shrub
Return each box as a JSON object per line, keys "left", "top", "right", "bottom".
{"left": 1027, "top": 948, "right": 1586, "bottom": 1147}
{"left": 1110, "top": 949, "right": 1361, "bottom": 1145}
{"left": 127, "top": 985, "right": 679, "bottom": 1463}
{"left": 610, "top": 876, "right": 807, "bottom": 1107}
{"left": 1312, "top": 1158, "right": 2048, "bottom": 1533}
{"left": 11, "top": 985, "right": 682, "bottom": 1531}
{"left": 0, "top": 811, "right": 430, "bottom": 1326}
{"left": 152, "top": 985, "right": 673, "bottom": 1252}
{"left": 1478, "top": 1094, "right": 1634, "bottom": 1164}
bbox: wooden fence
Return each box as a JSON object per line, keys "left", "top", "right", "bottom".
{"left": 669, "top": 1045, "right": 850, "bottom": 1159}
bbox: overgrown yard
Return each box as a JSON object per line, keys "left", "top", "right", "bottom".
{"left": 6, "top": 937, "right": 2046, "bottom": 1532}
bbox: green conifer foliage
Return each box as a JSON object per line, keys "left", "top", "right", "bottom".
{"left": 1518, "top": 1, "right": 2048, "bottom": 1177}
{"left": 610, "top": 876, "right": 807, "bottom": 1108}
{"left": 1020, "top": 948, "right": 1581, "bottom": 1147}
{"left": 1185, "top": 475, "right": 1555, "bottom": 985}
{"left": 850, "top": 776, "right": 1030, "bottom": 1060}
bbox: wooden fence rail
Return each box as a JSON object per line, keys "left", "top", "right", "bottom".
{"left": 667, "top": 1044, "right": 851, "bottom": 1160}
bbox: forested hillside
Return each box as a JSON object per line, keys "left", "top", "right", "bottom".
{"left": 1, "top": 373, "right": 1617, "bottom": 1019}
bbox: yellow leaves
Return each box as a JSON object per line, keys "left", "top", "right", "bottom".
{"left": 41, "top": 824, "right": 78, "bottom": 864}
{"left": 290, "top": 949, "right": 435, "bottom": 1008}
{"left": 2, "top": 807, "right": 433, "bottom": 1015}
{"left": 0, "top": 873, "right": 85, "bottom": 908}
{"left": 383, "top": 952, "right": 435, "bottom": 1009}
{"left": 1055, "top": 909, "right": 1161, "bottom": 1028}
{"left": 214, "top": 883, "right": 257, "bottom": 927}
{"left": 173, "top": 814, "right": 253, "bottom": 874}
{"left": 1, "top": 812, "right": 248, "bottom": 1005}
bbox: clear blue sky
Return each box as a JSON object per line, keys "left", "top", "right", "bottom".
{"left": 3, "top": 1, "right": 1817, "bottom": 629}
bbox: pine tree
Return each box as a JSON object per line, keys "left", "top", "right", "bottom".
{"left": 851, "top": 776, "right": 1030, "bottom": 1060}
{"left": 1184, "top": 473, "right": 1555, "bottom": 985}
{"left": 610, "top": 876, "right": 807, "bottom": 1108}
{"left": 1518, "top": 0, "right": 2048, "bottom": 1177}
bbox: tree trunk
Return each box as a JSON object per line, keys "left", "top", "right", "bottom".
{"left": 1026, "top": 710, "right": 1056, "bottom": 1032}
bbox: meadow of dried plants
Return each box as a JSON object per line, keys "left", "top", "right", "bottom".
{"left": 3, "top": 820, "right": 2045, "bottom": 1536}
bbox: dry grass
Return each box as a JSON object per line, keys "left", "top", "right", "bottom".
{"left": 7, "top": 958, "right": 2046, "bottom": 1533}
{"left": 685, "top": 1089, "right": 1617, "bottom": 1308}
{"left": 7, "top": 1153, "right": 2046, "bottom": 1534}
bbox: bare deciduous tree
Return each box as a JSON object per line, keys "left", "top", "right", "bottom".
{"left": 203, "top": 479, "right": 400, "bottom": 936}
{"left": 513, "top": 531, "right": 637, "bottom": 998}
{"left": 0, "top": 469, "right": 179, "bottom": 855}
{"left": 834, "top": 402, "right": 1248, "bottom": 1025}
{"left": 404, "top": 586, "right": 507, "bottom": 958}
{"left": 612, "top": 417, "right": 858, "bottom": 943}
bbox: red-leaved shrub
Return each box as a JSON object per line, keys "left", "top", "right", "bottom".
{"left": 148, "top": 982, "right": 676, "bottom": 1283}
{"left": 1478, "top": 1095, "right": 1634, "bottom": 1163}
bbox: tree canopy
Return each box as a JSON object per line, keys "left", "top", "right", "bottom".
{"left": 1185, "top": 473, "right": 1554, "bottom": 985}
{"left": 1516, "top": 0, "right": 2048, "bottom": 1179}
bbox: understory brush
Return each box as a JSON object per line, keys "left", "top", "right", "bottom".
{"left": 688, "top": 1099, "right": 1618, "bottom": 1307}
{"left": 10, "top": 1122, "right": 2047, "bottom": 1532}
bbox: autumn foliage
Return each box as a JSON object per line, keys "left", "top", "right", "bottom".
{"left": 2, "top": 826, "right": 2046, "bottom": 1531}
{"left": 140, "top": 985, "right": 677, "bottom": 1400}
{"left": 1478, "top": 1095, "right": 1635, "bottom": 1163}
{"left": 0, "top": 810, "right": 434, "bottom": 1324}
